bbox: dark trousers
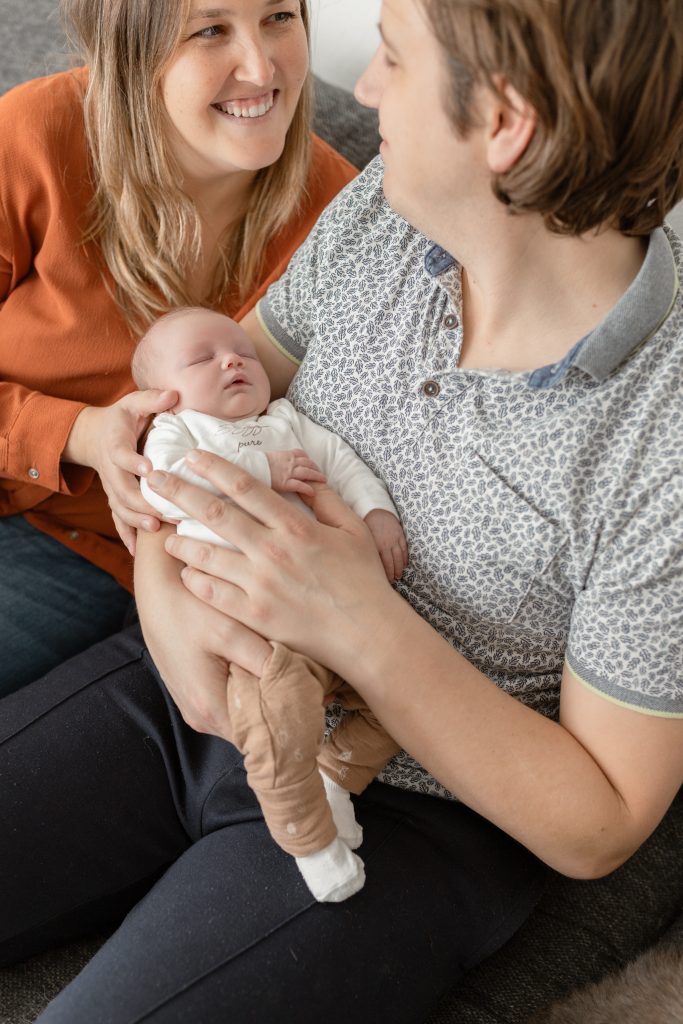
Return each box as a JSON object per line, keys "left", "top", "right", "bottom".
{"left": 0, "top": 625, "right": 544, "bottom": 1024}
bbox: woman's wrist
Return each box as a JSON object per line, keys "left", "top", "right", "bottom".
{"left": 62, "top": 404, "right": 98, "bottom": 467}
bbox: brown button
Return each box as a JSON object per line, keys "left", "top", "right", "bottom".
{"left": 443, "top": 314, "right": 458, "bottom": 330}
{"left": 422, "top": 380, "right": 440, "bottom": 397}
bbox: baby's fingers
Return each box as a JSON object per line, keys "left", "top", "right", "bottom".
{"left": 282, "top": 479, "right": 316, "bottom": 497}
{"left": 294, "top": 465, "right": 327, "bottom": 483}
{"left": 378, "top": 545, "right": 396, "bottom": 582}
{"left": 392, "top": 542, "right": 408, "bottom": 580}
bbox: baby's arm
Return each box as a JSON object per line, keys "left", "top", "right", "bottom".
{"left": 141, "top": 414, "right": 282, "bottom": 523}
{"left": 274, "top": 402, "right": 408, "bottom": 581}
{"left": 265, "top": 449, "right": 326, "bottom": 496}
{"left": 140, "top": 414, "right": 210, "bottom": 524}
{"left": 364, "top": 509, "right": 409, "bottom": 582}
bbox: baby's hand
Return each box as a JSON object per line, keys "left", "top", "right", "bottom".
{"left": 363, "top": 509, "right": 408, "bottom": 582}
{"left": 266, "top": 449, "right": 326, "bottom": 497}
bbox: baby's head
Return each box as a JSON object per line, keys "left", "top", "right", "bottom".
{"left": 132, "top": 307, "right": 271, "bottom": 420}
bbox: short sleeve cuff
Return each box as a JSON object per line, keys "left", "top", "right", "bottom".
{"left": 566, "top": 651, "right": 683, "bottom": 718}
{"left": 256, "top": 297, "right": 304, "bottom": 366}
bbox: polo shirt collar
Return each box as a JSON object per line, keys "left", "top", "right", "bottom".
{"left": 424, "top": 229, "right": 680, "bottom": 390}
{"left": 570, "top": 226, "right": 679, "bottom": 382}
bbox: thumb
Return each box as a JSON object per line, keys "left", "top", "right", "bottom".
{"left": 128, "top": 388, "right": 179, "bottom": 415}
{"left": 305, "top": 484, "right": 365, "bottom": 535}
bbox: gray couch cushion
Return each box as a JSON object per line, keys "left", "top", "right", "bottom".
{"left": 312, "top": 75, "right": 380, "bottom": 170}
{"left": 0, "top": 4, "right": 70, "bottom": 93}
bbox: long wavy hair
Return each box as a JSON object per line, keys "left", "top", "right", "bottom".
{"left": 60, "top": 0, "right": 312, "bottom": 333}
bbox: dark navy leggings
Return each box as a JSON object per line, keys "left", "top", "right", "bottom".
{"left": 0, "top": 625, "right": 544, "bottom": 1023}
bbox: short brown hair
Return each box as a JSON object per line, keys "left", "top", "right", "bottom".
{"left": 421, "top": 0, "right": 683, "bottom": 236}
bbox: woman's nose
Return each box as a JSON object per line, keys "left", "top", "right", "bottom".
{"left": 232, "top": 33, "right": 275, "bottom": 86}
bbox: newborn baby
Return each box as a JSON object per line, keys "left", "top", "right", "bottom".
{"left": 133, "top": 307, "right": 407, "bottom": 902}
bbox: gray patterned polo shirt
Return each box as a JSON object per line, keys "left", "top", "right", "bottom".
{"left": 257, "top": 157, "right": 683, "bottom": 799}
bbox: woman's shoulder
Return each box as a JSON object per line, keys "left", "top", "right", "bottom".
{"left": 0, "top": 66, "right": 86, "bottom": 127}
{"left": 0, "top": 68, "right": 89, "bottom": 205}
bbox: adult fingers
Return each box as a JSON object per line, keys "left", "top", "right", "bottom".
{"left": 107, "top": 470, "right": 165, "bottom": 527}
{"left": 120, "top": 387, "right": 179, "bottom": 421}
{"left": 111, "top": 443, "right": 154, "bottom": 478}
{"left": 164, "top": 532, "right": 250, "bottom": 590}
{"left": 114, "top": 513, "right": 137, "bottom": 556}
{"left": 306, "top": 484, "right": 369, "bottom": 536}
{"left": 147, "top": 454, "right": 306, "bottom": 541}
{"left": 180, "top": 565, "right": 250, "bottom": 630}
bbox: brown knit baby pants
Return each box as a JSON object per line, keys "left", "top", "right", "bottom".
{"left": 226, "top": 642, "right": 399, "bottom": 858}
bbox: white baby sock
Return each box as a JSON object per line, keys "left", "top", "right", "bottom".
{"left": 320, "top": 770, "right": 364, "bottom": 850}
{"left": 295, "top": 836, "right": 365, "bottom": 902}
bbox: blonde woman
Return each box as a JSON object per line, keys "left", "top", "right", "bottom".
{"left": 0, "top": 0, "right": 355, "bottom": 696}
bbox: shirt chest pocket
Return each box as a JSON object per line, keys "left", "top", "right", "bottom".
{"left": 426, "top": 448, "right": 569, "bottom": 626}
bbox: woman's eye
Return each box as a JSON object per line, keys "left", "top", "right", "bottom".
{"left": 193, "top": 24, "right": 224, "bottom": 40}
{"left": 268, "top": 11, "right": 297, "bottom": 26}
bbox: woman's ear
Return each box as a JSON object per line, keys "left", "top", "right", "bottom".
{"left": 485, "top": 77, "right": 537, "bottom": 174}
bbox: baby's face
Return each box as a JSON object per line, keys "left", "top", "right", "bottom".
{"left": 153, "top": 310, "right": 271, "bottom": 420}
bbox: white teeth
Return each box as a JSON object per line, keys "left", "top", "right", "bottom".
{"left": 218, "top": 93, "right": 274, "bottom": 119}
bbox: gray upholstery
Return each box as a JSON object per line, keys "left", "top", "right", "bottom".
{"left": 1, "top": 4, "right": 682, "bottom": 1023}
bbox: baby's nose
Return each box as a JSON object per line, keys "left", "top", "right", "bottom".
{"left": 221, "top": 353, "right": 242, "bottom": 370}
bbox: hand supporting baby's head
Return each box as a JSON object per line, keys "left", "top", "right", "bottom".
{"left": 132, "top": 307, "right": 272, "bottom": 420}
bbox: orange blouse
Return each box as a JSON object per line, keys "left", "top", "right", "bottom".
{"left": 0, "top": 68, "right": 357, "bottom": 591}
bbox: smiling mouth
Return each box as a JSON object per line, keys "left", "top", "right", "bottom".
{"left": 212, "top": 91, "right": 276, "bottom": 120}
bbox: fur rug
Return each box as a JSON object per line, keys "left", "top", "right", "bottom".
{"left": 532, "top": 943, "right": 683, "bottom": 1024}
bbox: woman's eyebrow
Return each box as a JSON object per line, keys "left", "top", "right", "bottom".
{"left": 189, "top": 0, "right": 282, "bottom": 21}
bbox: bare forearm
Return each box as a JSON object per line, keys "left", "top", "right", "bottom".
{"left": 338, "top": 592, "right": 635, "bottom": 878}
{"left": 134, "top": 525, "right": 183, "bottom": 629}
{"left": 140, "top": 451, "right": 683, "bottom": 877}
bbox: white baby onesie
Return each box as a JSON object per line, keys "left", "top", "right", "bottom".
{"left": 141, "top": 398, "right": 398, "bottom": 546}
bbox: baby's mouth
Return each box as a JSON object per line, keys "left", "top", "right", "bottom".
{"left": 212, "top": 90, "right": 276, "bottom": 120}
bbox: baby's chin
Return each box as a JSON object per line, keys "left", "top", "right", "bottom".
{"left": 212, "top": 395, "right": 270, "bottom": 421}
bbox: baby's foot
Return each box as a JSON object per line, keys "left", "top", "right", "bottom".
{"left": 295, "top": 836, "right": 365, "bottom": 902}
{"left": 320, "top": 770, "right": 364, "bottom": 849}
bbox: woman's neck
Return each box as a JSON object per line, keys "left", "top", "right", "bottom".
{"left": 181, "top": 171, "right": 256, "bottom": 305}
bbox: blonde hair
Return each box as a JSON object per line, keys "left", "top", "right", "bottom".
{"left": 421, "top": 0, "right": 683, "bottom": 236}
{"left": 60, "top": 0, "right": 312, "bottom": 334}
